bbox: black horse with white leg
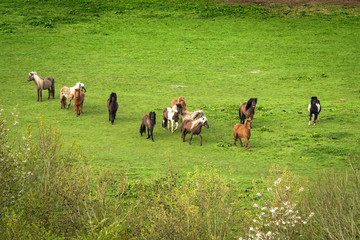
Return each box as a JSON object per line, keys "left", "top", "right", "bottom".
{"left": 308, "top": 96, "right": 321, "bottom": 126}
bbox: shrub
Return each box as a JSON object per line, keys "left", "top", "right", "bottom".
{"left": 305, "top": 155, "right": 360, "bottom": 239}
{"left": 241, "top": 166, "right": 314, "bottom": 239}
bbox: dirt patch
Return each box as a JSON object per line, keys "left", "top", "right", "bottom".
{"left": 223, "top": 0, "right": 360, "bottom": 6}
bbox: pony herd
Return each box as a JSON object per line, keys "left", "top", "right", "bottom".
{"left": 27, "top": 72, "right": 322, "bottom": 149}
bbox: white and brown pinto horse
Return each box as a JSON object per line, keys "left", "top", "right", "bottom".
{"left": 162, "top": 103, "right": 183, "bottom": 133}
{"left": 181, "top": 116, "right": 209, "bottom": 146}
{"left": 27, "top": 72, "right": 55, "bottom": 102}
{"left": 60, "top": 82, "right": 86, "bottom": 110}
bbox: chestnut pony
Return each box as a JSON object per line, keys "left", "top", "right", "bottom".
{"left": 171, "top": 97, "right": 186, "bottom": 112}
{"left": 73, "top": 87, "right": 85, "bottom": 117}
{"left": 233, "top": 119, "right": 252, "bottom": 151}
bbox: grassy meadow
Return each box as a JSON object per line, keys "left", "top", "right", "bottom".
{"left": 1, "top": 0, "right": 359, "bottom": 187}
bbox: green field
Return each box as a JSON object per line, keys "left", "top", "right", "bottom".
{"left": 1, "top": 0, "right": 359, "bottom": 187}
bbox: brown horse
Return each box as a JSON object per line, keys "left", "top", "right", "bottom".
{"left": 73, "top": 87, "right": 84, "bottom": 117}
{"left": 162, "top": 103, "right": 183, "bottom": 133}
{"left": 27, "top": 72, "right": 55, "bottom": 102}
{"left": 239, "top": 98, "right": 257, "bottom": 124}
{"left": 171, "top": 97, "right": 186, "bottom": 112}
{"left": 233, "top": 119, "right": 252, "bottom": 151}
{"left": 181, "top": 116, "right": 209, "bottom": 146}
{"left": 140, "top": 112, "right": 156, "bottom": 142}
{"left": 107, "top": 92, "right": 118, "bottom": 125}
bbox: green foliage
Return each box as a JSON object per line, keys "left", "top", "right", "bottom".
{"left": 305, "top": 155, "right": 360, "bottom": 239}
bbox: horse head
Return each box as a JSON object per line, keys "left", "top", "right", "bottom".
{"left": 311, "top": 96, "right": 318, "bottom": 105}
{"left": 246, "top": 98, "right": 257, "bottom": 110}
{"left": 245, "top": 119, "right": 252, "bottom": 129}
{"left": 110, "top": 92, "right": 117, "bottom": 103}
{"left": 149, "top": 112, "right": 156, "bottom": 125}
{"left": 175, "top": 103, "right": 183, "bottom": 115}
{"left": 27, "top": 72, "right": 37, "bottom": 82}
{"left": 75, "top": 82, "right": 86, "bottom": 93}
{"left": 198, "top": 116, "right": 209, "bottom": 129}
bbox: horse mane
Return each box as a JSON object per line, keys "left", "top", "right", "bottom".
{"left": 191, "top": 110, "right": 204, "bottom": 120}
{"left": 191, "top": 116, "right": 207, "bottom": 130}
{"left": 149, "top": 112, "right": 156, "bottom": 125}
{"left": 29, "top": 72, "right": 37, "bottom": 76}
{"left": 245, "top": 98, "right": 256, "bottom": 110}
{"left": 110, "top": 92, "right": 117, "bottom": 103}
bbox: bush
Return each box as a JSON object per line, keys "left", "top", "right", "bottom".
{"left": 306, "top": 155, "right": 360, "bottom": 239}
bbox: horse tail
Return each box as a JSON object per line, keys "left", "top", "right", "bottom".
{"left": 140, "top": 124, "right": 146, "bottom": 135}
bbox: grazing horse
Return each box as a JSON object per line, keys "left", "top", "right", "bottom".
{"left": 308, "top": 96, "right": 321, "bottom": 126}
{"left": 239, "top": 98, "right": 257, "bottom": 124}
{"left": 27, "top": 72, "right": 55, "bottom": 102}
{"left": 181, "top": 116, "right": 209, "bottom": 146}
{"left": 171, "top": 97, "right": 186, "bottom": 112}
{"left": 60, "top": 82, "right": 86, "bottom": 110}
{"left": 140, "top": 112, "right": 156, "bottom": 142}
{"left": 233, "top": 119, "right": 252, "bottom": 151}
{"left": 107, "top": 92, "right": 118, "bottom": 125}
{"left": 162, "top": 103, "right": 183, "bottom": 133}
{"left": 73, "top": 87, "right": 84, "bottom": 117}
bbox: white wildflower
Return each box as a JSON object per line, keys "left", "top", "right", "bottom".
{"left": 285, "top": 186, "right": 290, "bottom": 190}
{"left": 256, "top": 193, "right": 262, "bottom": 197}
{"left": 22, "top": 136, "right": 26, "bottom": 141}
{"left": 267, "top": 187, "right": 272, "bottom": 191}
{"left": 254, "top": 203, "right": 259, "bottom": 208}
{"left": 261, "top": 207, "right": 267, "bottom": 211}
{"left": 299, "top": 187, "right": 304, "bottom": 192}
{"left": 13, "top": 121, "right": 18, "bottom": 126}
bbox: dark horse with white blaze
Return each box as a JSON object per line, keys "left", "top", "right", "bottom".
{"left": 308, "top": 96, "right": 321, "bottom": 126}
{"left": 107, "top": 92, "right": 118, "bottom": 125}
{"left": 239, "top": 98, "right": 257, "bottom": 124}
{"left": 140, "top": 112, "right": 156, "bottom": 142}
{"left": 27, "top": 72, "right": 55, "bottom": 102}
{"left": 181, "top": 116, "right": 209, "bottom": 146}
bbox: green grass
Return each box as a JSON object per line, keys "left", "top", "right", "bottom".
{"left": 0, "top": 0, "right": 359, "bottom": 186}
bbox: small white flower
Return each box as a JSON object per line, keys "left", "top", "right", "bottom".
{"left": 256, "top": 193, "right": 262, "bottom": 197}
{"left": 249, "top": 227, "right": 254, "bottom": 231}
{"left": 261, "top": 207, "right": 267, "bottom": 211}
{"left": 22, "top": 136, "right": 26, "bottom": 141}
{"left": 299, "top": 187, "right": 304, "bottom": 192}
{"left": 285, "top": 186, "right": 290, "bottom": 190}
{"left": 13, "top": 121, "right": 18, "bottom": 126}
{"left": 267, "top": 187, "right": 272, "bottom": 191}
{"left": 253, "top": 203, "right": 259, "bottom": 208}
{"left": 266, "top": 231, "right": 272, "bottom": 236}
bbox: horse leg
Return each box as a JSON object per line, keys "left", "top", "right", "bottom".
{"left": 313, "top": 114, "right": 318, "bottom": 126}
{"left": 234, "top": 133, "right": 238, "bottom": 146}
{"left": 174, "top": 121, "right": 179, "bottom": 132}
{"left": 245, "top": 138, "right": 250, "bottom": 151}
{"left": 67, "top": 99, "right": 71, "bottom": 110}
{"left": 189, "top": 133, "right": 194, "bottom": 145}
{"left": 199, "top": 134, "right": 202, "bottom": 146}
{"left": 239, "top": 137, "right": 243, "bottom": 147}
{"left": 182, "top": 129, "right": 187, "bottom": 142}
{"left": 147, "top": 127, "right": 150, "bottom": 139}
{"left": 170, "top": 120, "right": 173, "bottom": 132}
{"left": 151, "top": 128, "right": 154, "bottom": 142}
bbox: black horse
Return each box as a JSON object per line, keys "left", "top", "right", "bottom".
{"left": 239, "top": 98, "right": 257, "bottom": 124}
{"left": 107, "top": 92, "right": 118, "bottom": 125}
{"left": 308, "top": 96, "right": 321, "bottom": 126}
{"left": 140, "top": 112, "right": 156, "bottom": 142}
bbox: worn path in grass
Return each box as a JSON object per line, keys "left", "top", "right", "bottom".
{"left": 0, "top": 0, "right": 359, "bottom": 185}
